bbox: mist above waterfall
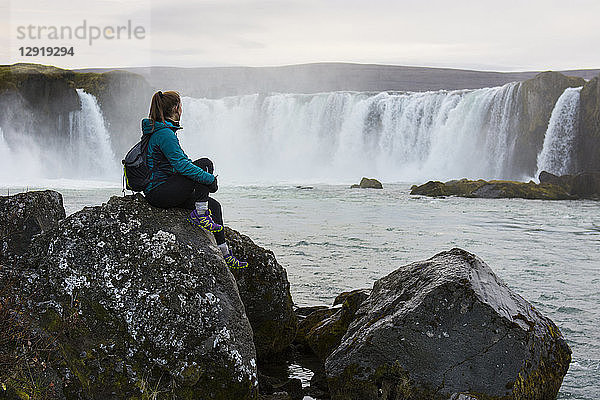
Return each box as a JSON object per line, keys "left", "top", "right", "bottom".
{"left": 179, "top": 83, "right": 523, "bottom": 184}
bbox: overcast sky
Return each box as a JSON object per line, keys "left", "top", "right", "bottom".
{"left": 2, "top": 0, "right": 599, "bottom": 71}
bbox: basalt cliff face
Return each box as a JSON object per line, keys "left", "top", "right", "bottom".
{"left": 577, "top": 74, "right": 600, "bottom": 172}
{"left": 512, "top": 71, "right": 586, "bottom": 177}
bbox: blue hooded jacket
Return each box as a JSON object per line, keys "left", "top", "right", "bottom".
{"left": 142, "top": 118, "right": 215, "bottom": 193}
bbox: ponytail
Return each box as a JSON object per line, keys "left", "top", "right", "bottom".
{"left": 149, "top": 90, "right": 181, "bottom": 123}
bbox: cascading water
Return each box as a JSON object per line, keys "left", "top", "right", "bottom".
{"left": 179, "top": 82, "right": 522, "bottom": 184}
{"left": 535, "top": 87, "right": 582, "bottom": 178}
{"left": 0, "top": 89, "right": 118, "bottom": 186}
{"left": 68, "top": 89, "right": 118, "bottom": 179}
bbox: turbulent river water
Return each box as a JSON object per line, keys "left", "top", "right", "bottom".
{"left": 4, "top": 183, "right": 595, "bottom": 399}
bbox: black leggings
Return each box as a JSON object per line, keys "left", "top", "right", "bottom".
{"left": 145, "top": 167, "right": 225, "bottom": 245}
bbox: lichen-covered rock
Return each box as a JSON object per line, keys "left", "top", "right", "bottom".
{"left": 325, "top": 249, "right": 571, "bottom": 400}
{"left": 350, "top": 177, "right": 383, "bottom": 189}
{"left": 12, "top": 194, "right": 258, "bottom": 399}
{"left": 225, "top": 227, "right": 297, "bottom": 360}
{"left": 0, "top": 190, "right": 65, "bottom": 262}
{"left": 410, "top": 178, "right": 573, "bottom": 200}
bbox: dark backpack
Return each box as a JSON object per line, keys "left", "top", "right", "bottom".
{"left": 122, "top": 134, "right": 152, "bottom": 192}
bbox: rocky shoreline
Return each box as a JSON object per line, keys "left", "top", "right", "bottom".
{"left": 1, "top": 191, "right": 572, "bottom": 399}
{"left": 410, "top": 171, "right": 600, "bottom": 200}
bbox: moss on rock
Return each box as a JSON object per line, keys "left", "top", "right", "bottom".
{"left": 410, "top": 178, "right": 574, "bottom": 200}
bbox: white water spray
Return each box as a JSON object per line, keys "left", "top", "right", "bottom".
{"left": 0, "top": 89, "right": 118, "bottom": 186}
{"left": 535, "top": 87, "right": 582, "bottom": 178}
{"left": 68, "top": 89, "right": 118, "bottom": 179}
{"left": 180, "top": 83, "right": 522, "bottom": 184}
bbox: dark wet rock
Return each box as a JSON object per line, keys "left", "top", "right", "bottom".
{"left": 9, "top": 193, "right": 258, "bottom": 399}
{"left": 410, "top": 178, "right": 574, "bottom": 200}
{"left": 225, "top": 227, "right": 297, "bottom": 360}
{"left": 538, "top": 171, "right": 600, "bottom": 199}
{"left": 538, "top": 171, "right": 574, "bottom": 189}
{"left": 293, "top": 290, "right": 371, "bottom": 362}
{"left": 257, "top": 372, "right": 301, "bottom": 400}
{"left": 309, "top": 369, "right": 331, "bottom": 399}
{"left": 410, "top": 179, "right": 487, "bottom": 197}
{"left": 259, "top": 393, "right": 293, "bottom": 400}
{"left": 570, "top": 171, "right": 600, "bottom": 199}
{"left": 325, "top": 248, "right": 571, "bottom": 400}
{"left": 350, "top": 177, "right": 383, "bottom": 189}
{"left": 296, "top": 305, "right": 331, "bottom": 317}
{"left": 295, "top": 307, "right": 338, "bottom": 350}
{"left": 272, "top": 378, "right": 303, "bottom": 400}
{"left": 333, "top": 289, "right": 371, "bottom": 310}
{"left": 0, "top": 190, "right": 65, "bottom": 262}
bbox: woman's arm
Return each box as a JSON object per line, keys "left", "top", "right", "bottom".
{"left": 154, "top": 129, "right": 215, "bottom": 184}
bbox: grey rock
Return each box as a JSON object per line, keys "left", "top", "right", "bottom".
{"left": 0, "top": 190, "right": 65, "bottom": 262}
{"left": 350, "top": 177, "right": 383, "bottom": 189}
{"left": 225, "top": 227, "right": 298, "bottom": 359}
{"left": 12, "top": 193, "right": 258, "bottom": 399}
{"left": 325, "top": 248, "right": 571, "bottom": 400}
{"left": 570, "top": 171, "right": 600, "bottom": 198}
{"left": 577, "top": 74, "right": 600, "bottom": 172}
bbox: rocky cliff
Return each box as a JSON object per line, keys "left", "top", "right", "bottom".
{"left": 512, "top": 72, "right": 585, "bottom": 177}
{"left": 0, "top": 64, "right": 151, "bottom": 157}
{"left": 576, "top": 74, "right": 600, "bottom": 172}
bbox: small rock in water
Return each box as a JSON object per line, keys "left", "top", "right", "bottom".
{"left": 350, "top": 177, "right": 383, "bottom": 189}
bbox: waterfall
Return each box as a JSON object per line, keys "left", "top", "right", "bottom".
{"left": 0, "top": 89, "right": 118, "bottom": 186}
{"left": 179, "top": 82, "right": 522, "bottom": 184}
{"left": 68, "top": 89, "right": 118, "bottom": 179}
{"left": 535, "top": 87, "right": 582, "bottom": 178}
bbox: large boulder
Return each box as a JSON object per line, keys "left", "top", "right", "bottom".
{"left": 325, "top": 249, "right": 571, "bottom": 400}
{"left": 0, "top": 190, "right": 65, "bottom": 262}
{"left": 225, "top": 227, "right": 297, "bottom": 359}
{"left": 8, "top": 193, "right": 258, "bottom": 399}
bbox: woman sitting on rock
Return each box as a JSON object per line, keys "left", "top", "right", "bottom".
{"left": 142, "top": 90, "right": 247, "bottom": 269}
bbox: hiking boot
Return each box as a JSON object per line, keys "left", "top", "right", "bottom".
{"left": 224, "top": 251, "right": 248, "bottom": 269}
{"left": 188, "top": 209, "right": 223, "bottom": 232}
